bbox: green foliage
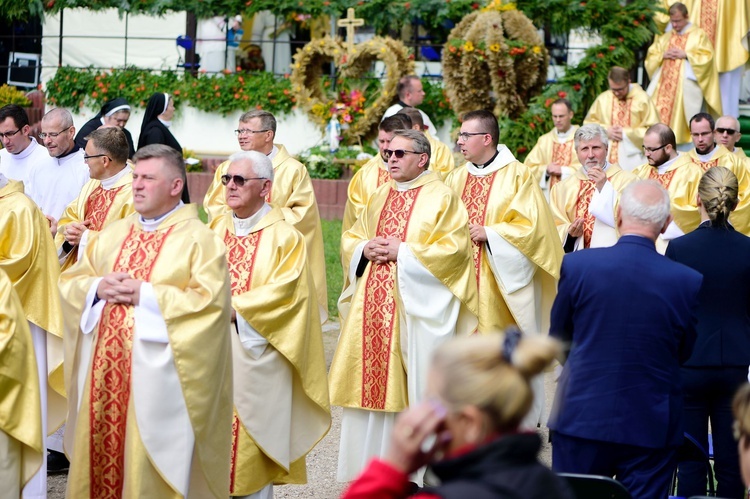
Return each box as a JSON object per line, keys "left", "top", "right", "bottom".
{"left": 420, "top": 79, "right": 455, "bottom": 130}
{"left": 298, "top": 145, "right": 376, "bottom": 179}
{"left": 0, "top": 84, "right": 31, "bottom": 107}
{"left": 321, "top": 218, "right": 343, "bottom": 318}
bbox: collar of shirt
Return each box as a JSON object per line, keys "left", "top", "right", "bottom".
{"left": 56, "top": 144, "right": 81, "bottom": 160}
{"left": 695, "top": 146, "right": 717, "bottom": 162}
{"left": 657, "top": 153, "right": 681, "bottom": 175}
{"left": 472, "top": 149, "right": 500, "bottom": 170}
{"left": 232, "top": 203, "right": 272, "bottom": 236}
{"left": 267, "top": 145, "right": 279, "bottom": 160}
{"left": 100, "top": 165, "right": 131, "bottom": 190}
{"left": 394, "top": 170, "right": 429, "bottom": 192}
{"left": 140, "top": 201, "right": 183, "bottom": 231}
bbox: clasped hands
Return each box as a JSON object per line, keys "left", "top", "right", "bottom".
{"left": 96, "top": 272, "right": 143, "bottom": 306}
{"left": 664, "top": 47, "right": 686, "bottom": 60}
{"left": 63, "top": 220, "right": 91, "bottom": 246}
{"left": 364, "top": 237, "right": 400, "bottom": 264}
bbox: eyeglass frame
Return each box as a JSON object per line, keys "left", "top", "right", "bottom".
{"left": 715, "top": 127, "right": 739, "bottom": 135}
{"left": 83, "top": 153, "right": 110, "bottom": 163}
{"left": 234, "top": 129, "right": 271, "bottom": 136}
{"left": 382, "top": 149, "right": 425, "bottom": 160}
{"left": 220, "top": 174, "right": 269, "bottom": 187}
{"left": 457, "top": 131, "right": 489, "bottom": 141}
{"left": 39, "top": 126, "right": 72, "bottom": 140}
{"left": 0, "top": 128, "right": 21, "bottom": 139}
{"left": 642, "top": 143, "right": 669, "bottom": 153}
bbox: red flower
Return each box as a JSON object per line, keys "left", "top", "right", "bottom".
{"left": 591, "top": 63, "right": 597, "bottom": 68}
{"left": 618, "top": 37, "right": 624, "bottom": 42}
{"left": 557, "top": 91, "right": 567, "bottom": 98}
{"left": 544, "top": 98, "right": 554, "bottom": 107}
{"left": 529, "top": 122, "right": 536, "bottom": 129}
{"left": 404, "top": 2, "right": 410, "bottom": 8}
{"left": 573, "top": 83, "right": 581, "bottom": 91}
{"left": 517, "top": 146, "right": 528, "bottom": 154}
{"left": 609, "top": 45, "right": 615, "bottom": 51}
{"left": 472, "top": 2, "right": 479, "bottom": 9}
{"left": 91, "top": 91, "right": 98, "bottom": 98}
{"left": 173, "top": 89, "right": 181, "bottom": 96}
{"left": 633, "top": 20, "right": 640, "bottom": 26}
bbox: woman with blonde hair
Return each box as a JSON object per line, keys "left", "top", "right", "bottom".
{"left": 341, "top": 329, "right": 573, "bottom": 499}
{"left": 666, "top": 166, "right": 750, "bottom": 498}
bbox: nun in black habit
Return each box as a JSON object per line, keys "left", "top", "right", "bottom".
{"left": 74, "top": 97, "right": 136, "bottom": 158}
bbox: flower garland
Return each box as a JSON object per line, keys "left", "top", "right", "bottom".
{"left": 442, "top": 2, "right": 548, "bottom": 119}
{"left": 290, "top": 36, "right": 414, "bottom": 143}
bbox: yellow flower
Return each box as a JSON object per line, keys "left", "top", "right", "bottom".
{"left": 489, "top": 44, "right": 501, "bottom": 52}
{"left": 464, "top": 41, "right": 475, "bottom": 52}
{"left": 532, "top": 46, "right": 542, "bottom": 54}
{"left": 483, "top": 0, "right": 516, "bottom": 12}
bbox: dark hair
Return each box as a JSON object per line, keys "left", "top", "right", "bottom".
{"left": 690, "top": 112, "right": 715, "bottom": 131}
{"left": 646, "top": 123, "right": 677, "bottom": 149}
{"left": 462, "top": 110, "right": 499, "bottom": 147}
{"left": 0, "top": 104, "right": 30, "bottom": 129}
{"left": 396, "top": 107, "right": 424, "bottom": 129}
{"left": 551, "top": 98, "right": 573, "bottom": 112}
{"left": 86, "top": 127, "right": 129, "bottom": 164}
{"left": 133, "top": 144, "right": 186, "bottom": 185}
{"left": 669, "top": 2, "right": 688, "bottom": 16}
{"left": 380, "top": 114, "right": 412, "bottom": 133}
{"left": 607, "top": 66, "right": 631, "bottom": 84}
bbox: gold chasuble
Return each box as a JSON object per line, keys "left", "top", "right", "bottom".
{"left": 210, "top": 208, "right": 330, "bottom": 496}
{"left": 584, "top": 85, "right": 659, "bottom": 165}
{"left": 0, "top": 180, "right": 65, "bottom": 430}
{"left": 445, "top": 155, "right": 562, "bottom": 336}
{"left": 687, "top": 145, "right": 750, "bottom": 235}
{"left": 426, "top": 131, "right": 455, "bottom": 180}
{"left": 524, "top": 126, "right": 581, "bottom": 185}
{"left": 55, "top": 169, "right": 135, "bottom": 272}
{"left": 550, "top": 164, "right": 637, "bottom": 248}
{"left": 632, "top": 155, "right": 703, "bottom": 234}
{"left": 646, "top": 25, "right": 722, "bottom": 144}
{"left": 341, "top": 156, "right": 391, "bottom": 235}
{"left": 203, "top": 145, "right": 328, "bottom": 322}
{"left": 0, "top": 269, "right": 43, "bottom": 493}
{"left": 59, "top": 205, "right": 233, "bottom": 499}
{"left": 330, "top": 173, "right": 477, "bottom": 412}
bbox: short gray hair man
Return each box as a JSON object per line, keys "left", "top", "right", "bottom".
{"left": 574, "top": 123, "right": 609, "bottom": 149}
{"left": 618, "top": 180, "right": 672, "bottom": 239}
{"left": 228, "top": 150, "right": 275, "bottom": 181}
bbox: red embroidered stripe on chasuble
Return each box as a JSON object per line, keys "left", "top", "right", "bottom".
{"left": 361, "top": 187, "right": 421, "bottom": 410}
{"left": 648, "top": 168, "right": 678, "bottom": 189}
{"left": 654, "top": 32, "right": 690, "bottom": 127}
{"left": 222, "top": 229, "right": 263, "bottom": 494}
{"left": 460, "top": 173, "right": 496, "bottom": 285}
{"left": 609, "top": 98, "right": 633, "bottom": 164}
{"left": 552, "top": 142, "right": 573, "bottom": 167}
{"left": 575, "top": 180, "right": 596, "bottom": 249}
{"left": 377, "top": 168, "right": 390, "bottom": 187}
{"left": 699, "top": 0, "right": 717, "bottom": 46}
{"left": 68, "top": 185, "right": 123, "bottom": 266}
{"left": 691, "top": 157, "right": 719, "bottom": 172}
{"left": 89, "top": 225, "right": 172, "bottom": 497}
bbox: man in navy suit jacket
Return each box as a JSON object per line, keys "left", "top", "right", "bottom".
{"left": 549, "top": 180, "right": 702, "bottom": 499}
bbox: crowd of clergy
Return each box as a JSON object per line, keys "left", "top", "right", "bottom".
{"left": 0, "top": 0, "right": 749, "bottom": 497}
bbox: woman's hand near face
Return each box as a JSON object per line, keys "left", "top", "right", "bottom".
{"left": 384, "top": 401, "right": 451, "bottom": 474}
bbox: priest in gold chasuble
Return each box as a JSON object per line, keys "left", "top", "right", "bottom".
{"left": 685, "top": 113, "right": 750, "bottom": 236}
{"left": 209, "top": 151, "right": 330, "bottom": 498}
{"left": 633, "top": 124, "right": 703, "bottom": 253}
{"left": 396, "top": 107, "right": 455, "bottom": 180}
{"left": 446, "top": 110, "right": 562, "bottom": 430}
{"left": 0, "top": 173, "right": 64, "bottom": 497}
{"left": 584, "top": 67, "right": 660, "bottom": 171}
{"left": 550, "top": 125, "right": 637, "bottom": 252}
{"left": 0, "top": 268, "right": 43, "bottom": 498}
{"left": 59, "top": 145, "right": 233, "bottom": 499}
{"left": 56, "top": 127, "right": 135, "bottom": 273}
{"left": 646, "top": 3, "right": 721, "bottom": 145}
{"left": 202, "top": 110, "right": 328, "bottom": 322}
{"left": 330, "top": 130, "right": 478, "bottom": 483}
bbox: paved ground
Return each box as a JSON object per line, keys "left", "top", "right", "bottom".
{"left": 48, "top": 321, "right": 557, "bottom": 498}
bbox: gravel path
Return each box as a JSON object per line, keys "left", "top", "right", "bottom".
{"left": 47, "top": 321, "right": 557, "bottom": 498}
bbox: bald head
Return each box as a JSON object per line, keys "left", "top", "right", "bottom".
{"left": 617, "top": 180, "right": 672, "bottom": 241}
{"left": 42, "top": 107, "right": 74, "bottom": 128}
{"left": 714, "top": 116, "right": 742, "bottom": 151}
{"left": 41, "top": 107, "right": 76, "bottom": 157}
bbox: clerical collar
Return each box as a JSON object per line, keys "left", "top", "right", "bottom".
{"left": 555, "top": 128, "right": 573, "bottom": 141}
{"left": 467, "top": 145, "right": 516, "bottom": 177}
{"left": 695, "top": 146, "right": 717, "bottom": 162}
{"left": 472, "top": 150, "right": 499, "bottom": 169}
{"left": 233, "top": 203, "right": 272, "bottom": 235}
{"left": 656, "top": 153, "right": 681, "bottom": 175}
{"left": 267, "top": 145, "right": 279, "bottom": 160}
{"left": 12, "top": 136, "right": 37, "bottom": 158}
{"left": 677, "top": 23, "right": 692, "bottom": 35}
{"left": 0, "top": 173, "right": 7, "bottom": 189}
{"left": 395, "top": 170, "right": 429, "bottom": 191}
{"left": 100, "top": 165, "right": 131, "bottom": 189}
{"left": 57, "top": 144, "right": 81, "bottom": 160}
{"left": 397, "top": 100, "right": 409, "bottom": 108}
{"left": 140, "top": 201, "right": 184, "bottom": 231}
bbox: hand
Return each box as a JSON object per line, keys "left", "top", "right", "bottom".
{"left": 117, "top": 279, "right": 143, "bottom": 305}
{"left": 587, "top": 166, "right": 607, "bottom": 192}
{"left": 546, "top": 162, "right": 562, "bottom": 176}
{"left": 96, "top": 272, "right": 133, "bottom": 303}
{"left": 364, "top": 237, "right": 390, "bottom": 263}
{"left": 607, "top": 126, "right": 623, "bottom": 142}
{"left": 63, "top": 220, "right": 91, "bottom": 245}
{"left": 469, "top": 224, "right": 487, "bottom": 243}
{"left": 568, "top": 217, "right": 585, "bottom": 238}
{"left": 384, "top": 401, "right": 450, "bottom": 474}
{"left": 46, "top": 214, "right": 58, "bottom": 238}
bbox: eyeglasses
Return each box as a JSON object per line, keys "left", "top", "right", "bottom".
{"left": 642, "top": 144, "right": 668, "bottom": 153}
{"left": 609, "top": 84, "right": 629, "bottom": 93}
{"left": 382, "top": 149, "right": 424, "bottom": 159}
{"left": 716, "top": 127, "right": 738, "bottom": 135}
{"left": 220, "top": 174, "right": 267, "bottom": 187}
{"left": 39, "top": 126, "right": 72, "bottom": 139}
{"left": 0, "top": 128, "right": 20, "bottom": 139}
{"left": 457, "top": 132, "right": 488, "bottom": 141}
{"left": 234, "top": 129, "right": 270, "bottom": 136}
{"left": 83, "top": 153, "right": 110, "bottom": 162}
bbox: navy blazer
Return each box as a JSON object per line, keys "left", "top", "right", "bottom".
{"left": 549, "top": 235, "right": 702, "bottom": 449}
{"left": 666, "top": 223, "right": 750, "bottom": 367}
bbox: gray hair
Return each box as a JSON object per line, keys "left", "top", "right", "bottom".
{"left": 391, "top": 129, "right": 431, "bottom": 159}
{"left": 43, "top": 107, "right": 74, "bottom": 128}
{"left": 574, "top": 123, "right": 609, "bottom": 149}
{"left": 619, "top": 180, "right": 671, "bottom": 228}
{"left": 228, "top": 150, "right": 274, "bottom": 181}
{"left": 239, "top": 109, "right": 276, "bottom": 134}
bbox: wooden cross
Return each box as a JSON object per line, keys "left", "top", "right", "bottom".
{"left": 337, "top": 8, "right": 364, "bottom": 53}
